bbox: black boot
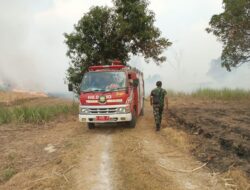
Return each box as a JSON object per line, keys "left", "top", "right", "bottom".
{"left": 156, "top": 124, "right": 160, "bottom": 131}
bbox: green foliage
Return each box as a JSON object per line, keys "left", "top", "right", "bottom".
{"left": 64, "top": 0, "right": 171, "bottom": 94}
{"left": 113, "top": 0, "right": 170, "bottom": 62}
{"left": 0, "top": 167, "right": 17, "bottom": 182}
{"left": 0, "top": 104, "right": 78, "bottom": 125}
{"left": 206, "top": 0, "right": 250, "bottom": 71}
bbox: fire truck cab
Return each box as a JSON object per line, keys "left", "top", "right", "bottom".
{"left": 71, "top": 60, "right": 144, "bottom": 129}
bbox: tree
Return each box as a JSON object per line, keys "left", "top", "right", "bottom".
{"left": 64, "top": 0, "right": 171, "bottom": 94}
{"left": 206, "top": 0, "right": 250, "bottom": 71}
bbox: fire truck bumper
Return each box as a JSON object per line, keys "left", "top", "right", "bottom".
{"left": 79, "top": 113, "right": 132, "bottom": 123}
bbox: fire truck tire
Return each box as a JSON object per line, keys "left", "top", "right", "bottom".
{"left": 87, "top": 123, "right": 95, "bottom": 129}
{"left": 140, "top": 99, "right": 145, "bottom": 116}
{"left": 140, "top": 105, "right": 144, "bottom": 116}
{"left": 129, "top": 112, "right": 136, "bottom": 128}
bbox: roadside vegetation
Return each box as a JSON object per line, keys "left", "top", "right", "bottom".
{"left": 0, "top": 167, "right": 17, "bottom": 183}
{"left": 0, "top": 103, "right": 78, "bottom": 125}
{"left": 167, "top": 88, "right": 250, "bottom": 100}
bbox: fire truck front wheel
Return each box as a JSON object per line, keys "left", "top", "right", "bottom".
{"left": 129, "top": 112, "right": 136, "bottom": 128}
{"left": 140, "top": 105, "right": 144, "bottom": 116}
{"left": 87, "top": 123, "right": 95, "bottom": 129}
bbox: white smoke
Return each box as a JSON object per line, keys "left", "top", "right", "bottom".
{"left": 207, "top": 58, "right": 250, "bottom": 89}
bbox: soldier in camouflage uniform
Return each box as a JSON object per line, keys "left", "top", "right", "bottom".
{"left": 150, "top": 81, "right": 168, "bottom": 131}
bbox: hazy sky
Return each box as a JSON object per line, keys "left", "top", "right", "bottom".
{"left": 0, "top": 0, "right": 249, "bottom": 94}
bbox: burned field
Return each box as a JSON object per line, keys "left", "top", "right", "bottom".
{"left": 168, "top": 97, "right": 250, "bottom": 176}
{"left": 1, "top": 91, "right": 249, "bottom": 189}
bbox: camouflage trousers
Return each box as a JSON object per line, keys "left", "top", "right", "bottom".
{"left": 153, "top": 104, "right": 163, "bottom": 126}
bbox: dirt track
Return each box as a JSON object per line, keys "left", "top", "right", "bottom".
{"left": 0, "top": 96, "right": 249, "bottom": 189}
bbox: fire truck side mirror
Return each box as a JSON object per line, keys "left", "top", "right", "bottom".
{"left": 133, "top": 79, "right": 139, "bottom": 87}
{"left": 68, "top": 83, "right": 73, "bottom": 92}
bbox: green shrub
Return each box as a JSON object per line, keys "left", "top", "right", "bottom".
{"left": 0, "top": 167, "right": 17, "bottom": 182}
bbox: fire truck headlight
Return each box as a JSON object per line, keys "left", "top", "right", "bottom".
{"left": 80, "top": 108, "right": 89, "bottom": 114}
{"left": 117, "top": 107, "right": 126, "bottom": 113}
{"left": 125, "top": 105, "right": 131, "bottom": 113}
{"left": 118, "top": 106, "right": 130, "bottom": 113}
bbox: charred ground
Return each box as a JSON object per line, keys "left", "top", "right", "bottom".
{"left": 168, "top": 97, "right": 250, "bottom": 176}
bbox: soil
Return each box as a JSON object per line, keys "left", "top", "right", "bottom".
{"left": 0, "top": 93, "right": 249, "bottom": 190}
{"left": 168, "top": 97, "right": 250, "bottom": 176}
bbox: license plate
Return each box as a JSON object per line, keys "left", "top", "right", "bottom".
{"left": 96, "top": 116, "right": 110, "bottom": 121}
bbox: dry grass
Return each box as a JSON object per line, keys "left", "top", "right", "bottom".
{"left": 0, "top": 91, "right": 47, "bottom": 105}
{"left": 161, "top": 127, "right": 194, "bottom": 152}
{"left": 113, "top": 130, "right": 178, "bottom": 190}
{"left": 20, "top": 127, "right": 88, "bottom": 190}
{"left": 221, "top": 169, "right": 250, "bottom": 190}
{"left": 0, "top": 120, "right": 87, "bottom": 189}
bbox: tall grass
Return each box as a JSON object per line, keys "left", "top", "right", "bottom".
{"left": 0, "top": 108, "right": 12, "bottom": 124}
{"left": 167, "top": 88, "right": 250, "bottom": 100}
{"left": 191, "top": 88, "right": 250, "bottom": 100}
{"left": 0, "top": 103, "right": 78, "bottom": 125}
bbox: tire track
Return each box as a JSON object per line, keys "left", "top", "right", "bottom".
{"left": 75, "top": 133, "right": 114, "bottom": 190}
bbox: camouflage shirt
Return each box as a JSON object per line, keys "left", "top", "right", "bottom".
{"left": 150, "top": 87, "right": 167, "bottom": 107}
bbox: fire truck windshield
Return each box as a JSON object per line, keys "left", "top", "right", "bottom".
{"left": 80, "top": 71, "right": 126, "bottom": 92}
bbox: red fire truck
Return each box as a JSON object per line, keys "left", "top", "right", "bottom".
{"left": 69, "top": 60, "right": 144, "bottom": 129}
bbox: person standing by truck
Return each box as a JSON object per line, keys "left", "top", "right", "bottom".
{"left": 150, "top": 81, "right": 168, "bottom": 131}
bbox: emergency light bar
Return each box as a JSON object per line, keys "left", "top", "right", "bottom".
{"left": 88, "top": 60, "right": 126, "bottom": 71}
{"left": 88, "top": 65, "right": 126, "bottom": 71}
